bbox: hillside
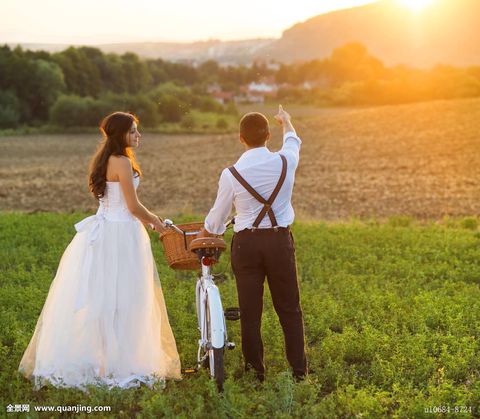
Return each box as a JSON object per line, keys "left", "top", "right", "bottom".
{"left": 8, "top": 39, "right": 276, "bottom": 66}
{"left": 268, "top": 0, "right": 480, "bottom": 67}
{"left": 11, "top": 0, "right": 480, "bottom": 67}
{"left": 98, "top": 39, "right": 275, "bottom": 65}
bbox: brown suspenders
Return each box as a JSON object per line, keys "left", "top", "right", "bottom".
{"left": 228, "top": 154, "right": 287, "bottom": 229}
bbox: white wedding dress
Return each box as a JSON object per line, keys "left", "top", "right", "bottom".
{"left": 19, "top": 175, "right": 181, "bottom": 390}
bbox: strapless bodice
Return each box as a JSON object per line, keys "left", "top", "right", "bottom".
{"left": 97, "top": 175, "right": 140, "bottom": 222}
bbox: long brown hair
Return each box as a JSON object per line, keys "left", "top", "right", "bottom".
{"left": 88, "top": 112, "right": 142, "bottom": 199}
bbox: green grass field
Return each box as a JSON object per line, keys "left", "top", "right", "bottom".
{"left": 1, "top": 213, "right": 479, "bottom": 418}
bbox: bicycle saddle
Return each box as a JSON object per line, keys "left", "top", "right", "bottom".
{"left": 190, "top": 237, "right": 226, "bottom": 263}
{"left": 190, "top": 237, "right": 227, "bottom": 252}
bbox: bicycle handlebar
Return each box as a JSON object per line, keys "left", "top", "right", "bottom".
{"left": 164, "top": 219, "right": 199, "bottom": 236}
{"left": 163, "top": 218, "right": 234, "bottom": 235}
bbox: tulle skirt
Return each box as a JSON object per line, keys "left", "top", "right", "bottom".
{"left": 18, "top": 214, "right": 182, "bottom": 391}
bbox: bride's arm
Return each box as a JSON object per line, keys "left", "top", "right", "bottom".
{"left": 114, "top": 156, "right": 163, "bottom": 230}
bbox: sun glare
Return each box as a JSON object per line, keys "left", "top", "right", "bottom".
{"left": 396, "top": 0, "right": 436, "bottom": 12}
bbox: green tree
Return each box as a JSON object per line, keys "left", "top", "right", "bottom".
{"left": 49, "top": 94, "right": 90, "bottom": 127}
{"left": 0, "top": 90, "right": 21, "bottom": 128}
{"left": 157, "top": 95, "right": 184, "bottom": 123}
{"left": 102, "top": 54, "right": 128, "bottom": 93}
{"left": 0, "top": 46, "right": 65, "bottom": 122}
{"left": 180, "top": 112, "right": 196, "bottom": 129}
{"left": 53, "top": 47, "right": 102, "bottom": 97}
{"left": 101, "top": 93, "right": 159, "bottom": 127}
{"left": 216, "top": 117, "right": 228, "bottom": 129}
{"left": 120, "top": 53, "right": 152, "bottom": 94}
{"left": 326, "top": 42, "right": 387, "bottom": 85}
{"left": 29, "top": 59, "right": 66, "bottom": 121}
{"left": 147, "top": 58, "right": 169, "bottom": 85}
{"left": 198, "top": 60, "right": 220, "bottom": 84}
{"left": 77, "top": 47, "right": 126, "bottom": 94}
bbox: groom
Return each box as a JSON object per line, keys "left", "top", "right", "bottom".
{"left": 198, "top": 105, "right": 308, "bottom": 382}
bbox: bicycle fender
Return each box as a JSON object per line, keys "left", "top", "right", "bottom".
{"left": 206, "top": 285, "right": 226, "bottom": 349}
{"left": 196, "top": 279, "right": 203, "bottom": 331}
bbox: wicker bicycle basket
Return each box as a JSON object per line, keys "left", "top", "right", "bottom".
{"left": 159, "top": 222, "right": 203, "bottom": 270}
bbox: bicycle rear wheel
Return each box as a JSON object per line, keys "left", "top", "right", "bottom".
{"left": 209, "top": 347, "right": 224, "bottom": 391}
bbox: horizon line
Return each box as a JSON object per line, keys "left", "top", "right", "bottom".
{"left": 4, "top": 36, "right": 278, "bottom": 47}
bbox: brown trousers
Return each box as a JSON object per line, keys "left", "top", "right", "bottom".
{"left": 231, "top": 227, "right": 307, "bottom": 379}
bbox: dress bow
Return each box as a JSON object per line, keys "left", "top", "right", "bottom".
{"left": 73, "top": 212, "right": 106, "bottom": 312}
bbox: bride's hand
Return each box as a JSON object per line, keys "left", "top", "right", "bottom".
{"left": 151, "top": 216, "right": 166, "bottom": 233}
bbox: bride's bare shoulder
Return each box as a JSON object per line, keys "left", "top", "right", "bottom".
{"left": 109, "top": 155, "right": 131, "bottom": 167}
{"left": 107, "top": 155, "right": 132, "bottom": 181}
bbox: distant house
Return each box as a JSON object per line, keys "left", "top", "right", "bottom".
{"left": 211, "top": 90, "right": 235, "bottom": 105}
{"left": 207, "top": 83, "right": 222, "bottom": 94}
{"left": 236, "top": 79, "right": 278, "bottom": 103}
{"left": 247, "top": 81, "right": 277, "bottom": 93}
{"left": 207, "top": 83, "right": 235, "bottom": 104}
{"left": 235, "top": 91, "right": 265, "bottom": 104}
{"left": 208, "top": 79, "right": 279, "bottom": 105}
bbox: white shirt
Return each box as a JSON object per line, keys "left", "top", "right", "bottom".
{"left": 204, "top": 131, "right": 302, "bottom": 234}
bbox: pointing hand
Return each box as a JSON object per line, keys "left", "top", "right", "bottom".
{"left": 274, "top": 104, "right": 291, "bottom": 125}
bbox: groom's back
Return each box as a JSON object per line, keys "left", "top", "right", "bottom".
{"left": 225, "top": 133, "right": 301, "bottom": 232}
{"left": 204, "top": 111, "right": 302, "bottom": 235}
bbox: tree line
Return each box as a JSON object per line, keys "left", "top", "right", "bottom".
{"left": 0, "top": 45, "right": 259, "bottom": 129}
{"left": 1, "top": 43, "right": 480, "bottom": 129}
{"left": 275, "top": 43, "right": 480, "bottom": 106}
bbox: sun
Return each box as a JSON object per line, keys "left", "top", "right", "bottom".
{"left": 395, "top": 0, "right": 436, "bottom": 12}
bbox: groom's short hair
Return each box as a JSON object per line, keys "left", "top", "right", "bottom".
{"left": 240, "top": 112, "right": 270, "bottom": 147}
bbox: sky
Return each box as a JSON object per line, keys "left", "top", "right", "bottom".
{"left": 0, "top": 0, "right": 378, "bottom": 45}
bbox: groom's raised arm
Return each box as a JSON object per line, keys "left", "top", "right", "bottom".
{"left": 202, "top": 168, "right": 235, "bottom": 236}
{"left": 276, "top": 105, "right": 301, "bottom": 169}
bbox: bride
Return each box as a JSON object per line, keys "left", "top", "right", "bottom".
{"left": 19, "top": 112, "right": 181, "bottom": 390}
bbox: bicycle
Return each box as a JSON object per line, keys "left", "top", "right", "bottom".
{"left": 163, "top": 219, "right": 240, "bottom": 391}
